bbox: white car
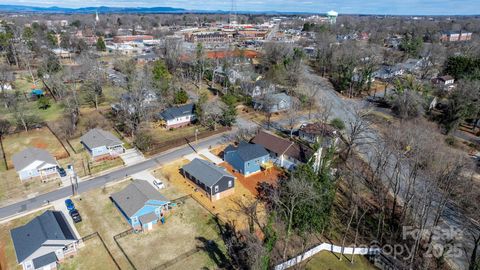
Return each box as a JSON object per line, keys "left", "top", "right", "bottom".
{"left": 153, "top": 179, "right": 165, "bottom": 189}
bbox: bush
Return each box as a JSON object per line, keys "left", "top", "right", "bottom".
{"left": 173, "top": 90, "right": 189, "bottom": 104}
{"left": 133, "top": 131, "right": 153, "bottom": 152}
{"left": 445, "top": 136, "right": 456, "bottom": 146}
{"left": 37, "top": 96, "right": 51, "bottom": 110}
{"left": 330, "top": 118, "right": 345, "bottom": 130}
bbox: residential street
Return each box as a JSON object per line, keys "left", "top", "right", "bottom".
{"left": 0, "top": 132, "right": 232, "bottom": 220}
{"left": 300, "top": 65, "right": 479, "bottom": 270}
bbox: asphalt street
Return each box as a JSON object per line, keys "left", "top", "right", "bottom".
{"left": 0, "top": 132, "right": 232, "bottom": 220}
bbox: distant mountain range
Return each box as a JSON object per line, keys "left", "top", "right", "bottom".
{"left": 0, "top": 5, "right": 188, "bottom": 14}
{"left": 0, "top": 4, "right": 315, "bottom": 15}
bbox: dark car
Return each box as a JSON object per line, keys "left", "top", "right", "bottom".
{"left": 70, "top": 209, "right": 82, "bottom": 223}
{"left": 58, "top": 167, "right": 67, "bottom": 177}
{"left": 65, "top": 199, "right": 75, "bottom": 211}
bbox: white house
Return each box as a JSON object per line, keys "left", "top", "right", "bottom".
{"left": 80, "top": 128, "right": 125, "bottom": 161}
{"left": 10, "top": 210, "right": 78, "bottom": 270}
{"left": 159, "top": 103, "right": 196, "bottom": 128}
{"left": 12, "top": 148, "right": 59, "bottom": 181}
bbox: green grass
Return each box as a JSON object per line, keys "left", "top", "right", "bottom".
{"left": 58, "top": 237, "right": 118, "bottom": 270}
{"left": 89, "top": 158, "right": 124, "bottom": 175}
{"left": 304, "top": 251, "right": 376, "bottom": 270}
{"left": 148, "top": 125, "right": 209, "bottom": 144}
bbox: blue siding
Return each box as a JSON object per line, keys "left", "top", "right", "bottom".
{"left": 18, "top": 169, "right": 41, "bottom": 180}
{"left": 225, "top": 151, "right": 269, "bottom": 175}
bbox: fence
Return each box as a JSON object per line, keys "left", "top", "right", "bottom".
{"left": 0, "top": 136, "right": 8, "bottom": 170}
{"left": 274, "top": 243, "right": 381, "bottom": 270}
{"left": 151, "top": 248, "right": 200, "bottom": 270}
{"left": 113, "top": 228, "right": 137, "bottom": 270}
{"left": 79, "top": 232, "right": 121, "bottom": 270}
{"left": 45, "top": 123, "right": 71, "bottom": 158}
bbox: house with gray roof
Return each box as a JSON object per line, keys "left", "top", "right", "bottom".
{"left": 80, "top": 128, "right": 124, "bottom": 161}
{"left": 111, "top": 180, "right": 170, "bottom": 231}
{"left": 159, "top": 103, "right": 196, "bottom": 129}
{"left": 224, "top": 141, "right": 270, "bottom": 176}
{"left": 253, "top": 92, "right": 292, "bottom": 113}
{"left": 181, "top": 158, "right": 235, "bottom": 201}
{"left": 10, "top": 210, "right": 78, "bottom": 270}
{"left": 12, "top": 147, "right": 59, "bottom": 181}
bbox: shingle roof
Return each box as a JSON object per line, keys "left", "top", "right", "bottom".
{"left": 32, "top": 252, "right": 57, "bottom": 269}
{"left": 224, "top": 141, "right": 269, "bottom": 162}
{"left": 182, "top": 158, "right": 234, "bottom": 187}
{"left": 10, "top": 210, "right": 77, "bottom": 263}
{"left": 252, "top": 131, "right": 312, "bottom": 163}
{"left": 11, "top": 147, "right": 57, "bottom": 172}
{"left": 80, "top": 128, "right": 123, "bottom": 149}
{"left": 139, "top": 212, "right": 158, "bottom": 224}
{"left": 111, "top": 180, "right": 169, "bottom": 217}
{"left": 160, "top": 103, "right": 195, "bottom": 121}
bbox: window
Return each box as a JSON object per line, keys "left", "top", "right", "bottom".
{"left": 215, "top": 185, "right": 219, "bottom": 193}
{"left": 228, "top": 181, "right": 233, "bottom": 188}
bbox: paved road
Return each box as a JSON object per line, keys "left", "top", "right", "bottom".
{"left": 300, "top": 65, "right": 478, "bottom": 270}
{"left": 0, "top": 132, "right": 232, "bottom": 220}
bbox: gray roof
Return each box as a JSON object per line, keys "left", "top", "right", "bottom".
{"left": 139, "top": 212, "right": 158, "bottom": 224}
{"left": 224, "top": 141, "right": 269, "bottom": 162}
{"left": 10, "top": 211, "right": 77, "bottom": 263}
{"left": 11, "top": 147, "right": 57, "bottom": 171}
{"left": 80, "top": 128, "right": 123, "bottom": 149}
{"left": 160, "top": 103, "right": 195, "bottom": 121}
{"left": 111, "top": 180, "right": 169, "bottom": 217}
{"left": 182, "top": 158, "right": 234, "bottom": 187}
{"left": 32, "top": 252, "right": 57, "bottom": 269}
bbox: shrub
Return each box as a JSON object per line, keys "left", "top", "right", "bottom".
{"left": 330, "top": 118, "right": 345, "bottom": 130}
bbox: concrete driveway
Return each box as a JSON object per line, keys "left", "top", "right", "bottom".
{"left": 120, "top": 148, "right": 146, "bottom": 165}
{"left": 52, "top": 199, "right": 81, "bottom": 240}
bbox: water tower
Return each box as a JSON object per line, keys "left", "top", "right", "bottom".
{"left": 327, "top": 10, "right": 338, "bottom": 24}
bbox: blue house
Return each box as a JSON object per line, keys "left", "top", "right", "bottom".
{"left": 224, "top": 142, "right": 270, "bottom": 176}
{"left": 80, "top": 128, "right": 125, "bottom": 161}
{"left": 111, "top": 180, "right": 170, "bottom": 231}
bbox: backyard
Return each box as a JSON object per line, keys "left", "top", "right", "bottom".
{"left": 58, "top": 235, "right": 119, "bottom": 270}
{"left": 158, "top": 158, "right": 268, "bottom": 231}
{"left": 1, "top": 127, "right": 69, "bottom": 169}
{"left": 72, "top": 179, "right": 135, "bottom": 270}
{"left": 115, "top": 197, "right": 227, "bottom": 270}
{"left": 304, "top": 251, "right": 377, "bottom": 270}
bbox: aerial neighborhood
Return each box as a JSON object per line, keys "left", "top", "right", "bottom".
{"left": 0, "top": 3, "right": 479, "bottom": 270}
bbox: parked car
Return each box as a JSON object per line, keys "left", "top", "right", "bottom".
{"left": 153, "top": 179, "right": 165, "bottom": 189}
{"left": 58, "top": 167, "right": 67, "bottom": 177}
{"left": 70, "top": 209, "right": 82, "bottom": 223}
{"left": 65, "top": 199, "right": 75, "bottom": 211}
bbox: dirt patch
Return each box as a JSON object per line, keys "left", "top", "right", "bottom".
{"left": 31, "top": 138, "right": 48, "bottom": 149}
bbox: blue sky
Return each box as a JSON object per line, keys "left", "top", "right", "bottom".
{"left": 1, "top": 0, "right": 479, "bottom": 15}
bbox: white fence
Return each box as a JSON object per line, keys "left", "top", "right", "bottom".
{"left": 274, "top": 243, "right": 381, "bottom": 270}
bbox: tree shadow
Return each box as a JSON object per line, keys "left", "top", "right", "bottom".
{"left": 196, "top": 236, "right": 229, "bottom": 268}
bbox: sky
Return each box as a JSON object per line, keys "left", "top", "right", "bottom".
{"left": 0, "top": 0, "right": 479, "bottom": 15}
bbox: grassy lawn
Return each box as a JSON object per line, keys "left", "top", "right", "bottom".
{"left": 146, "top": 124, "right": 209, "bottom": 144}
{"left": 89, "top": 158, "right": 124, "bottom": 175}
{"left": 58, "top": 236, "right": 118, "bottom": 270}
{"left": 72, "top": 180, "right": 137, "bottom": 270}
{"left": 0, "top": 168, "right": 61, "bottom": 207}
{"left": 116, "top": 197, "right": 227, "bottom": 270}
{"left": 2, "top": 127, "right": 69, "bottom": 168}
{"left": 304, "top": 251, "right": 376, "bottom": 270}
{"left": 0, "top": 207, "right": 54, "bottom": 270}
